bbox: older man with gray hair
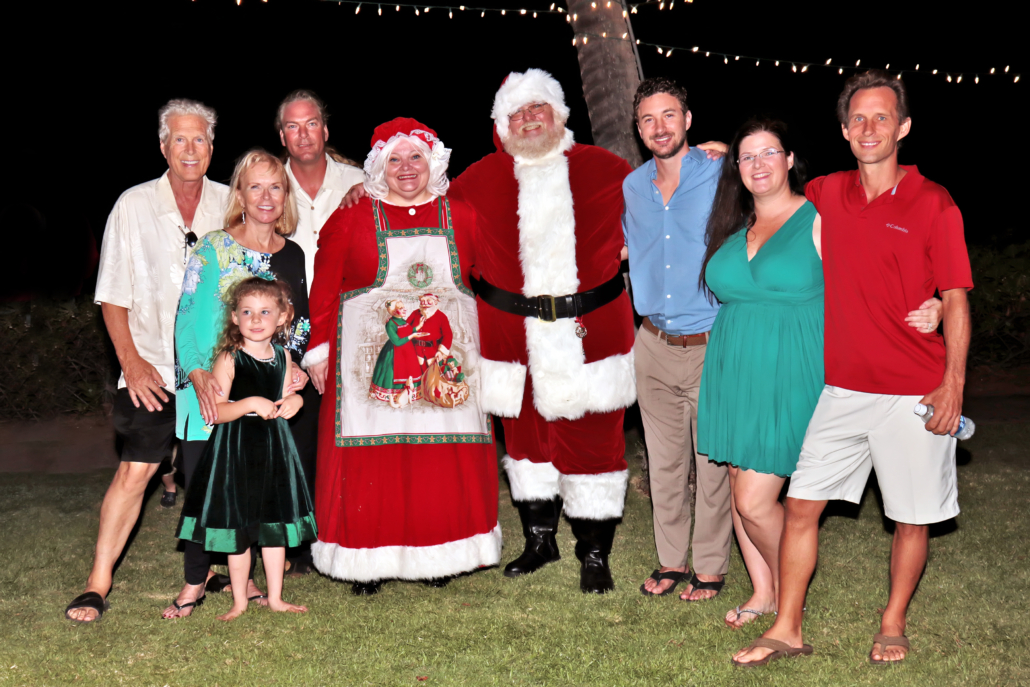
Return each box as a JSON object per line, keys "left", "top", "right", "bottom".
{"left": 65, "top": 99, "right": 228, "bottom": 623}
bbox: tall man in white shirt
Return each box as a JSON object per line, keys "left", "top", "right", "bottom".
{"left": 276, "top": 90, "right": 363, "bottom": 574}
{"left": 65, "top": 100, "right": 230, "bottom": 623}
{"left": 277, "top": 89, "right": 364, "bottom": 291}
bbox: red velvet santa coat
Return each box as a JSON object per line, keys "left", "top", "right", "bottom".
{"left": 448, "top": 130, "right": 635, "bottom": 514}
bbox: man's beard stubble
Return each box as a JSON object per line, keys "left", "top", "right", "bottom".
{"left": 501, "top": 122, "right": 566, "bottom": 159}
{"left": 649, "top": 130, "right": 687, "bottom": 160}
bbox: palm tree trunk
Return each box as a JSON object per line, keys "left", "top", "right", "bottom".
{"left": 566, "top": 0, "right": 644, "bottom": 168}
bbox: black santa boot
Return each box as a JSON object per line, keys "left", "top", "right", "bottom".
{"left": 503, "top": 498, "right": 562, "bottom": 578}
{"left": 569, "top": 517, "right": 618, "bottom": 594}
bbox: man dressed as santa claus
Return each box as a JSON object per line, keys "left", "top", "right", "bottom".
{"left": 451, "top": 69, "right": 636, "bottom": 594}
{"left": 339, "top": 69, "right": 635, "bottom": 593}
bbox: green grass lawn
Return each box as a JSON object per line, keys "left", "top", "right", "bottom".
{"left": 1, "top": 424, "right": 1028, "bottom": 686}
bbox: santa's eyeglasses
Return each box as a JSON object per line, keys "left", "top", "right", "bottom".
{"left": 509, "top": 103, "right": 548, "bottom": 123}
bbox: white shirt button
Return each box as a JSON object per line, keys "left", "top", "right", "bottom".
{"left": 408, "top": 208, "right": 416, "bottom": 216}
{"left": 665, "top": 206, "right": 669, "bottom": 211}
{"left": 666, "top": 265, "right": 670, "bottom": 268}
{"left": 666, "top": 294, "right": 671, "bottom": 298}
{"left": 666, "top": 235, "right": 670, "bottom": 239}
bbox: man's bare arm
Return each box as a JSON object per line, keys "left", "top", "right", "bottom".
{"left": 101, "top": 303, "right": 170, "bottom": 411}
{"left": 919, "top": 288, "right": 970, "bottom": 436}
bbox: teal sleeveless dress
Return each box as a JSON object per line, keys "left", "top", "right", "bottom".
{"left": 697, "top": 201, "right": 824, "bottom": 477}
{"left": 176, "top": 345, "right": 317, "bottom": 553}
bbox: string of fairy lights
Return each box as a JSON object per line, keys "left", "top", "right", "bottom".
{"left": 570, "top": 31, "right": 1020, "bottom": 85}
{"left": 290, "top": 0, "right": 1021, "bottom": 85}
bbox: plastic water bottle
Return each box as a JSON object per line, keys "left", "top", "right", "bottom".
{"left": 913, "top": 403, "right": 976, "bottom": 440}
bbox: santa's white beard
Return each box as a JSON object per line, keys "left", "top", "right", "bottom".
{"left": 502, "top": 124, "right": 566, "bottom": 159}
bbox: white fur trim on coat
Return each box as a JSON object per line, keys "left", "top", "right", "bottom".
{"left": 560, "top": 470, "right": 629, "bottom": 520}
{"left": 479, "top": 359, "right": 527, "bottom": 418}
{"left": 502, "top": 455, "right": 560, "bottom": 502}
{"left": 301, "top": 342, "right": 330, "bottom": 369}
{"left": 512, "top": 141, "right": 636, "bottom": 421}
{"left": 525, "top": 324, "right": 636, "bottom": 421}
{"left": 311, "top": 524, "right": 502, "bottom": 583}
{"left": 492, "top": 68, "right": 572, "bottom": 139}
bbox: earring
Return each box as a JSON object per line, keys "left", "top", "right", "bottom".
{"left": 242, "top": 211, "right": 246, "bottom": 224}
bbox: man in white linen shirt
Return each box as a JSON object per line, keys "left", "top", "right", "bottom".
{"left": 65, "top": 99, "right": 229, "bottom": 623}
{"left": 277, "top": 89, "right": 364, "bottom": 291}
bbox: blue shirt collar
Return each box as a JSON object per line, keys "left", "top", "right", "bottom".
{"left": 647, "top": 146, "right": 709, "bottom": 180}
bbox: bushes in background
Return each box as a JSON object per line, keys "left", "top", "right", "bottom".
{"left": 968, "top": 241, "right": 1029, "bottom": 368}
{"left": 1, "top": 243, "right": 1026, "bottom": 421}
{"left": 0, "top": 298, "right": 114, "bottom": 420}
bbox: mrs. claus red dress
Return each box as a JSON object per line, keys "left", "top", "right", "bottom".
{"left": 305, "top": 196, "right": 500, "bottom": 582}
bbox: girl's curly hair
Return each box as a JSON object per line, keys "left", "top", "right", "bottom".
{"left": 214, "top": 277, "right": 294, "bottom": 361}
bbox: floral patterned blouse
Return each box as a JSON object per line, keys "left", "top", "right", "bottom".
{"left": 174, "top": 230, "right": 311, "bottom": 441}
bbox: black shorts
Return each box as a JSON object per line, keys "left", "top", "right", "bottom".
{"left": 111, "top": 388, "right": 177, "bottom": 464}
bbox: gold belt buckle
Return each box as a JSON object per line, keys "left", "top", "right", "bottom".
{"left": 537, "top": 295, "right": 557, "bottom": 322}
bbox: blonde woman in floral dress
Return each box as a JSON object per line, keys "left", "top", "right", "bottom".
{"left": 164, "top": 149, "right": 311, "bottom": 618}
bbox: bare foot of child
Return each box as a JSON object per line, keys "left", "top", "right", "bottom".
{"left": 268, "top": 599, "right": 308, "bottom": 614}
{"left": 217, "top": 604, "right": 248, "bottom": 622}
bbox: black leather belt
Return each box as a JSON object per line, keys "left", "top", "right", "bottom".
{"left": 471, "top": 273, "right": 624, "bottom": 322}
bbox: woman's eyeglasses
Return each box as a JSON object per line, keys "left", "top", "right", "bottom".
{"left": 737, "top": 149, "right": 784, "bottom": 166}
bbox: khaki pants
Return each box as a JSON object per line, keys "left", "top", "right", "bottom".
{"left": 635, "top": 326, "right": 732, "bottom": 574}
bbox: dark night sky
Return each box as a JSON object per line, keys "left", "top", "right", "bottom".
{"left": 12, "top": 0, "right": 1022, "bottom": 295}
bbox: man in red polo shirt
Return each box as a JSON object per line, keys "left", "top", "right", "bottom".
{"left": 733, "top": 71, "right": 972, "bottom": 668}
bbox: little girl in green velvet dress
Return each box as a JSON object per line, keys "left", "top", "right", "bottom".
{"left": 176, "top": 277, "right": 316, "bottom": 622}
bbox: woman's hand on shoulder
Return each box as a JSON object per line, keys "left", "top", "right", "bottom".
{"left": 275, "top": 394, "right": 304, "bottom": 419}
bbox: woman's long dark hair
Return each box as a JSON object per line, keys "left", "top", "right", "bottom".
{"left": 699, "top": 117, "right": 807, "bottom": 298}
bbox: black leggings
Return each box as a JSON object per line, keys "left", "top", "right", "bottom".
{"left": 180, "top": 440, "right": 256, "bottom": 586}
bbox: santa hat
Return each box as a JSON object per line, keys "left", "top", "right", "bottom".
{"left": 491, "top": 69, "right": 571, "bottom": 139}
{"left": 363, "top": 117, "right": 448, "bottom": 174}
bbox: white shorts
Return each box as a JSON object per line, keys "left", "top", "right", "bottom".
{"left": 787, "top": 386, "right": 959, "bottom": 525}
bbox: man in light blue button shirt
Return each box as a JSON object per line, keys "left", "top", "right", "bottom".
{"left": 623, "top": 77, "right": 733, "bottom": 601}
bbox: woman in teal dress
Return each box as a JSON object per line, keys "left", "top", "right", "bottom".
{"left": 697, "top": 118, "right": 941, "bottom": 629}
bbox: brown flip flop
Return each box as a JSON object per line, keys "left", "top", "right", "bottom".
{"left": 869, "top": 633, "right": 910, "bottom": 665}
{"left": 731, "top": 637, "right": 814, "bottom": 668}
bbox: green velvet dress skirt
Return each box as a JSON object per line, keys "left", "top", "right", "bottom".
{"left": 176, "top": 345, "right": 317, "bottom": 553}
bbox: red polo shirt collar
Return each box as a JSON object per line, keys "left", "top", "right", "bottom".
{"left": 847, "top": 164, "right": 924, "bottom": 211}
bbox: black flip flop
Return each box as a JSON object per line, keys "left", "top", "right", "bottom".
{"left": 639, "top": 569, "right": 687, "bottom": 597}
{"left": 205, "top": 574, "right": 231, "bottom": 594}
{"left": 683, "top": 571, "right": 725, "bottom": 601}
{"left": 65, "top": 592, "right": 109, "bottom": 623}
{"left": 160, "top": 490, "right": 177, "bottom": 508}
{"left": 165, "top": 594, "right": 205, "bottom": 618}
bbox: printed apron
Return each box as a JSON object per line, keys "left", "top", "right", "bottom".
{"left": 335, "top": 198, "right": 491, "bottom": 447}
